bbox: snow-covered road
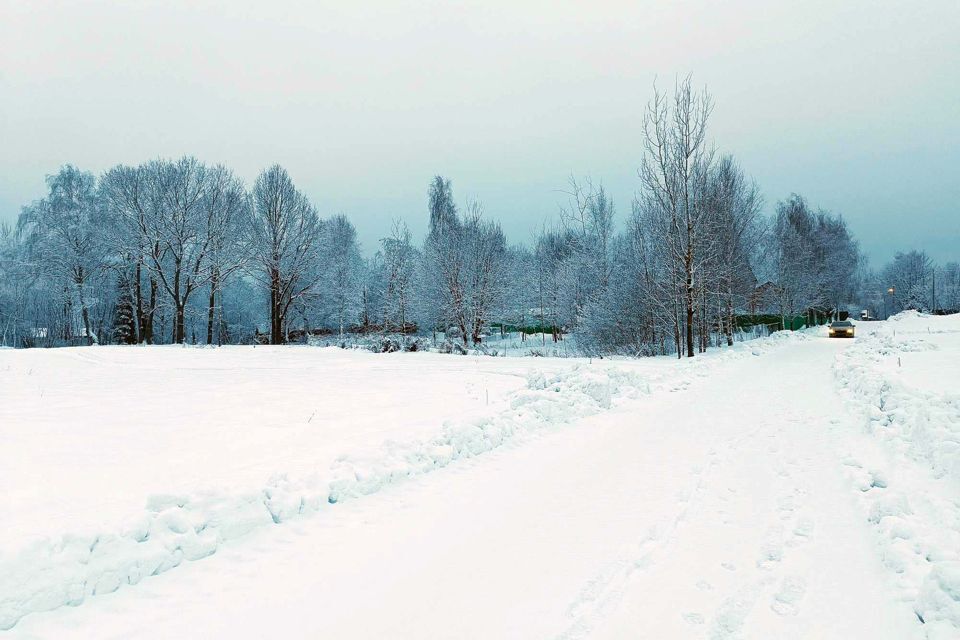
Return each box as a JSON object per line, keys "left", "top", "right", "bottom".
{"left": 5, "top": 316, "right": 958, "bottom": 638}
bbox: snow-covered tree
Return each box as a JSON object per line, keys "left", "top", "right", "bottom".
{"left": 635, "top": 76, "right": 715, "bottom": 357}
{"left": 319, "top": 214, "right": 363, "bottom": 338}
{"left": 419, "top": 177, "right": 507, "bottom": 347}
{"left": 250, "top": 165, "right": 323, "bottom": 344}
{"left": 380, "top": 219, "right": 417, "bottom": 332}
{"left": 17, "top": 165, "right": 111, "bottom": 344}
{"left": 882, "top": 250, "right": 933, "bottom": 313}
{"left": 939, "top": 262, "right": 960, "bottom": 312}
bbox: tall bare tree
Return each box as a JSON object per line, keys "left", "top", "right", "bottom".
{"left": 381, "top": 219, "right": 416, "bottom": 332}
{"left": 201, "top": 166, "right": 251, "bottom": 345}
{"left": 704, "top": 156, "right": 763, "bottom": 345}
{"left": 637, "top": 75, "right": 715, "bottom": 357}
{"left": 250, "top": 165, "right": 323, "bottom": 344}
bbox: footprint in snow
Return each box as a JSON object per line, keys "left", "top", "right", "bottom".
{"left": 869, "top": 470, "right": 888, "bottom": 489}
{"left": 721, "top": 562, "right": 736, "bottom": 571}
{"left": 757, "top": 529, "right": 784, "bottom": 569}
{"left": 841, "top": 456, "right": 862, "bottom": 468}
{"left": 682, "top": 612, "right": 705, "bottom": 625}
{"left": 793, "top": 517, "right": 814, "bottom": 540}
{"left": 710, "top": 591, "right": 757, "bottom": 639}
{"left": 770, "top": 576, "right": 806, "bottom": 616}
{"left": 778, "top": 495, "right": 796, "bottom": 512}
{"left": 757, "top": 546, "right": 783, "bottom": 569}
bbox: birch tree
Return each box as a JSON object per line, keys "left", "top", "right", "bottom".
{"left": 704, "top": 156, "right": 763, "bottom": 345}
{"left": 381, "top": 219, "right": 416, "bottom": 332}
{"left": 637, "top": 76, "right": 715, "bottom": 357}
{"left": 320, "top": 214, "right": 363, "bottom": 338}
{"left": 17, "top": 165, "right": 109, "bottom": 344}
{"left": 421, "top": 177, "right": 507, "bottom": 347}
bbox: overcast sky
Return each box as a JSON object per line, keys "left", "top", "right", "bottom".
{"left": 1, "top": 1, "right": 957, "bottom": 266}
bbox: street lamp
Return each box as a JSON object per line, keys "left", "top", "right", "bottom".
{"left": 886, "top": 287, "right": 895, "bottom": 319}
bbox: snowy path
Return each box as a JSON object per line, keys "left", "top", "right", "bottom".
{"left": 7, "top": 335, "right": 927, "bottom": 639}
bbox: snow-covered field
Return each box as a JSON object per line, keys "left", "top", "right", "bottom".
{"left": 2, "top": 316, "right": 958, "bottom": 638}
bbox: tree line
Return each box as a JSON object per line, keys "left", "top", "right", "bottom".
{"left": 1, "top": 77, "right": 954, "bottom": 355}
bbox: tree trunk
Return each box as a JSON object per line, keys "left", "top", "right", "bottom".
{"left": 135, "top": 260, "right": 144, "bottom": 342}
{"left": 80, "top": 304, "right": 92, "bottom": 345}
{"left": 174, "top": 302, "right": 186, "bottom": 344}
{"left": 76, "top": 274, "right": 93, "bottom": 346}
{"left": 685, "top": 281, "right": 695, "bottom": 357}
{"left": 63, "top": 293, "right": 73, "bottom": 341}
{"left": 206, "top": 271, "right": 219, "bottom": 345}
{"left": 269, "top": 269, "right": 283, "bottom": 345}
{"left": 726, "top": 308, "right": 735, "bottom": 346}
{"left": 674, "top": 310, "right": 681, "bottom": 359}
{"left": 143, "top": 276, "right": 157, "bottom": 344}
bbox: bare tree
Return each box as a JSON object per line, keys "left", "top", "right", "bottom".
{"left": 250, "top": 165, "right": 323, "bottom": 344}
{"left": 420, "top": 177, "right": 507, "bottom": 348}
{"left": 704, "top": 156, "right": 763, "bottom": 345}
{"left": 101, "top": 163, "right": 157, "bottom": 343}
{"left": 940, "top": 261, "right": 960, "bottom": 312}
{"left": 461, "top": 202, "right": 508, "bottom": 345}
{"left": 419, "top": 176, "right": 462, "bottom": 342}
{"left": 558, "top": 176, "right": 616, "bottom": 330}
{"left": 381, "top": 219, "right": 416, "bottom": 332}
{"left": 201, "top": 166, "right": 251, "bottom": 345}
{"left": 360, "top": 252, "right": 385, "bottom": 330}
{"left": 139, "top": 158, "right": 216, "bottom": 344}
{"left": 769, "top": 196, "right": 820, "bottom": 325}
{"left": 320, "top": 214, "right": 363, "bottom": 339}
{"left": 17, "top": 165, "right": 109, "bottom": 344}
{"left": 882, "top": 250, "right": 933, "bottom": 312}
{"left": 637, "top": 75, "right": 715, "bottom": 357}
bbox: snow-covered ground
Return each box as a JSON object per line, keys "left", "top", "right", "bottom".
{"left": 1, "top": 316, "right": 958, "bottom": 638}
{"left": 832, "top": 312, "right": 960, "bottom": 637}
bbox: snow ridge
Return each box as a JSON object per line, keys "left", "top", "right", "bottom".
{"left": 0, "top": 330, "right": 806, "bottom": 630}
{"left": 833, "top": 313, "right": 960, "bottom": 635}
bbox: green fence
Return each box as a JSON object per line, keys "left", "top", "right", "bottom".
{"left": 736, "top": 312, "right": 834, "bottom": 332}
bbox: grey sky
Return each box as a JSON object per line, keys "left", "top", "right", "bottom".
{"left": 2, "top": 1, "right": 958, "bottom": 266}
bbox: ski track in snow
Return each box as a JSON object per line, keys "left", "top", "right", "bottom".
{"left": 0, "top": 332, "right": 808, "bottom": 631}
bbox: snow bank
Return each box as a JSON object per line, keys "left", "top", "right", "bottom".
{"left": 833, "top": 312, "right": 960, "bottom": 633}
{"left": 0, "top": 330, "right": 807, "bottom": 630}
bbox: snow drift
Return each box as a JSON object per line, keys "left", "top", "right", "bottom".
{"left": 833, "top": 311, "right": 960, "bottom": 636}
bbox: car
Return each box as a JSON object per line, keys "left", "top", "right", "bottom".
{"left": 828, "top": 320, "right": 855, "bottom": 338}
